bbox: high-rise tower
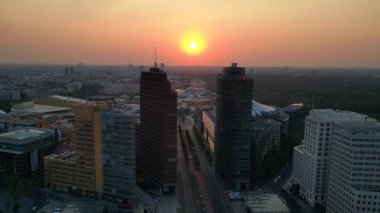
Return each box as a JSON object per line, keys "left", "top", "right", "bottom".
{"left": 291, "top": 109, "right": 375, "bottom": 207}
{"left": 73, "top": 102, "right": 110, "bottom": 197}
{"left": 215, "top": 63, "right": 253, "bottom": 190}
{"left": 136, "top": 66, "right": 177, "bottom": 191}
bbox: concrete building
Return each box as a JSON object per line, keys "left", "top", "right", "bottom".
{"left": 0, "top": 128, "right": 56, "bottom": 176}
{"left": 251, "top": 119, "right": 281, "bottom": 169}
{"left": 136, "top": 66, "right": 177, "bottom": 192}
{"left": 44, "top": 151, "right": 77, "bottom": 192}
{"left": 326, "top": 122, "right": 380, "bottom": 213}
{"left": 44, "top": 102, "right": 110, "bottom": 197}
{"left": 101, "top": 105, "right": 139, "bottom": 200}
{"left": 291, "top": 109, "right": 376, "bottom": 207}
{"left": 215, "top": 63, "right": 253, "bottom": 190}
{"left": 73, "top": 102, "right": 109, "bottom": 197}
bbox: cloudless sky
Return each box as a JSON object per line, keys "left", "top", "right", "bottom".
{"left": 1, "top": 0, "right": 379, "bottom": 67}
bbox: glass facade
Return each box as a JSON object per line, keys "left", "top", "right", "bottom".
{"left": 215, "top": 63, "right": 253, "bottom": 190}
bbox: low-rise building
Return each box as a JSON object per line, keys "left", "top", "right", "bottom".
{"left": 44, "top": 150, "right": 77, "bottom": 192}
{"left": 246, "top": 194, "right": 290, "bottom": 213}
{"left": 0, "top": 128, "right": 57, "bottom": 176}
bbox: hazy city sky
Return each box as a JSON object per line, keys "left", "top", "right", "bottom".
{"left": 1, "top": 0, "right": 379, "bottom": 67}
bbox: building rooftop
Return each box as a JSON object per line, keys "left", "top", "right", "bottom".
{"left": 87, "top": 95, "right": 115, "bottom": 101}
{"left": 62, "top": 201, "right": 106, "bottom": 213}
{"left": 111, "top": 104, "right": 140, "bottom": 116}
{"left": 282, "top": 103, "right": 304, "bottom": 113}
{"left": 0, "top": 128, "right": 55, "bottom": 154}
{"left": 334, "top": 121, "right": 380, "bottom": 138}
{"left": 252, "top": 100, "right": 276, "bottom": 117}
{"left": 309, "top": 109, "right": 377, "bottom": 122}
{"left": 251, "top": 119, "right": 280, "bottom": 140}
{"left": 246, "top": 194, "right": 290, "bottom": 213}
{"left": 252, "top": 100, "right": 289, "bottom": 122}
{"left": 0, "top": 128, "right": 52, "bottom": 145}
{"left": 45, "top": 152, "right": 77, "bottom": 161}
{"left": 51, "top": 95, "right": 88, "bottom": 104}
{"left": 12, "top": 102, "right": 70, "bottom": 114}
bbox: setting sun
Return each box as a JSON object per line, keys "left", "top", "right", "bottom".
{"left": 181, "top": 33, "right": 205, "bottom": 55}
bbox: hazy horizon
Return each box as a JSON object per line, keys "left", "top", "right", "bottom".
{"left": 1, "top": 0, "right": 380, "bottom": 67}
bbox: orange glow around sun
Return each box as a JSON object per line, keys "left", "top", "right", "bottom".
{"left": 181, "top": 33, "right": 205, "bottom": 55}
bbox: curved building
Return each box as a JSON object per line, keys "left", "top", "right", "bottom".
{"left": 252, "top": 100, "right": 289, "bottom": 142}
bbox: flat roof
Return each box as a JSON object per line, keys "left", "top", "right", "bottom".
{"left": 0, "top": 128, "right": 54, "bottom": 154}
{"left": 246, "top": 194, "right": 290, "bottom": 213}
{"left": 0, "top": 128, "right": 51, "bottom": 145}
{"left": 62, "top": 201, "right": 106, "bottom": 213}
{"left": 12, "top": 104, "right": 70, "bottom": 114}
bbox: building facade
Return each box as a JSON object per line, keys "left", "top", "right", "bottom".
{"left": 101, "top": 107, "right": 139, "bottom": 200}
{"left": 326, "top": 122, "right": 380, "bottom": 213}
{"left": 0, "top": 128, "right": 56, "bottom": 177}
{"left": 44, "top": 151, "right": 77, "bottom": 192}
{"left": 136, "top": 67, "right": 177, "bottom": 191}
{"left": 215, "top": 63, "right": 253, "bottom": 190}
{"left": 202, "top": 110, "right": 216, "bottom": 153}
{"left": 44, "top": 103, "right": 110, "bottom": 197}
{"left": 73, "top": 103, "right": 110, "bottom": 197}
{"left": 251, "top": 119, "right": 281, "bottom": 169}
{"left": 291, "top": 109, "right": 376, "bottom": 207}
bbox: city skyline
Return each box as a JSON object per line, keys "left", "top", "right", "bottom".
{"left": 1, "top": 0, "right": 380, "bottom": 67}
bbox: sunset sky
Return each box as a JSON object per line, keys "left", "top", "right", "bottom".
{"left": 1, "top": 0, "right": 379, "bottom": 67}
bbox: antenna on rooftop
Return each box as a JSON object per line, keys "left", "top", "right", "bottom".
{"left": 154, "top": 46, "right": 157, "bottom": 68}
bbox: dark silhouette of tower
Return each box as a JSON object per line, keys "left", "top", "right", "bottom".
{"left": 215, "top": 63, "right": 253, "bottom": 190}
{"left": 136, "top": 65, "right": 177, "bottom": 192}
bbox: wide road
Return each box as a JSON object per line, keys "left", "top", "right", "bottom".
{"left": 177, "top": 125, "right": 206, "bottom": 213}
{"left": 181, "top": 115, "right": 235, "bottom": 213}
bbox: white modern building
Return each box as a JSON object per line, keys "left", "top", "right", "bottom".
{"left": 326, "top": 121, "right": 380, "bottom": 213}
{"left": 291, "top": 109, "right": 376, "bottom": 207}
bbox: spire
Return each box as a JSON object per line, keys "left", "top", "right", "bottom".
{"left": 154, "top": 46, "right": 157, "bottom": 68}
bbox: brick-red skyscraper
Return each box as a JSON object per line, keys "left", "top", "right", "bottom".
{"left": 136, "top": 67, "right": 177, "bottom": 191}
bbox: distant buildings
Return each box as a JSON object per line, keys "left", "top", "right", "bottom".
{"left": 0, "top": 128, "right": 57, "bottom": 177}
{"left": 136, "top": 66, "right": 177, "bottom": 192}
{"left": 326, "top": 121, "right": 380, "bottom": 213}
{"left": 291, "top": 109, "right": 377, "bottom": 207}
{"left": 215, "top": 63, "right": 253, "bottom": 190}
